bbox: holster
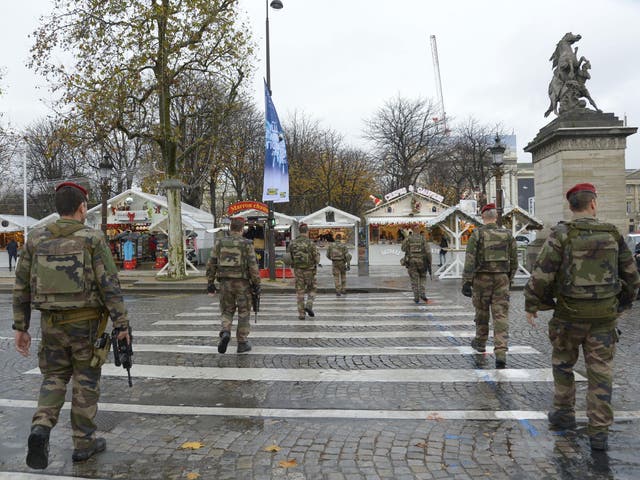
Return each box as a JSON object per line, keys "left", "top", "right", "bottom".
{"left": 90, "top": 310, "right": 111, "bottom": 368}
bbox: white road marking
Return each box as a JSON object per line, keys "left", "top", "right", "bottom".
{"left": 133, "top": 344, "right": 540, "bottom": 355}
{"left": 154, "top": 319, "right": 474, "bottom": 326}
{"left": 0, "top": 473, "right": 108, "bottom": 480}
{"left": 128, "top": 329, "right": 476, "bottom": 338}
{"left": 191, "top": 304, "right": 461, "bottom": 312}
{"left": 3, "top": 399, "right": 627, "bottom": 421}
{"left": 26, "top": 365, "right": 586, "bottom": 382}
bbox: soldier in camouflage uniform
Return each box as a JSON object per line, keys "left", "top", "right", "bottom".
{"left": 462, "top": 203, "right": 517, "bottom": 369}
{"left": 326, "top": 237, "right": 352, "bottom": 296}
{"left": 207, "top": 217, "right": 261, "bottom": 354}
{"left": 289, "top": 223, "right": 320, "bottom": 319}
{"left": 401, "top": 227, "right": 432, "bottom": 303}
{"left": 12, "top": 182, "right": 130, "bottom": 469}
{"left": 524, "top": 183, "right": 640, "bottom": 451}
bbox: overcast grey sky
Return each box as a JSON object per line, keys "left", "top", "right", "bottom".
{"left": 2, "top": 0, "right": 640, "bottom": 167}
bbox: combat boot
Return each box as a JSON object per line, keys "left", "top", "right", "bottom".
{"left": 237, "top": 341, "right": 252, "bottom": 354}
{"left": 495, "top": 358, "right": 506, "bottom": 369}
{"left": 336, "top": 292, "right": 341, "bottom": 297}
{"left": 547, "top": 409, "right": 576, "bottom": 429}
{"left": 470, "top": 338, "right": 486, "bottom": 353}
{"left": 589, "top": 432, "right": 608, "bottom": 451}
{"left": 420, "top": 295, "right": 430, "bottom": 304}
{"left": 218, "top": 331, "right": 231, "bottom": 354}
{"left": 72, "top": 438, "right": 106, "bottom": 462}
{"left": 26, "top": 425, "right": 50, "bottom": 470}
{"left": 304, "top": 307, "right": 315, "bottom": 317}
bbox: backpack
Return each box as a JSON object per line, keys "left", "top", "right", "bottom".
{"left": 291, "top": 237, "right": 315, "bottom": 269}
{"left": 478, "top": 228, "right": 512, "bottom": 272}
{"left": 216, "top": 237, "right": 248, "bottom": 279}
{"left": 558, "top": 222, "right": 621, "bottom": 300}
{"left": 31, "top": 223, "right": 99, "bottom": 310}
{"left": 407, "top": 236, "right": 425, "bottom": 261}
{"left": 329, "top": 244, "right": 345, "bottom": 261}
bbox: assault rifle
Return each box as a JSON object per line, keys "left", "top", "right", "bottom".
{"left": 251, "top": 285, "right": 261, "bottom": 323}
{"left": 112, "top": 327, "right": 133, "bottom": 387}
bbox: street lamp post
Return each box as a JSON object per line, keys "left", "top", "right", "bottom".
{"left": 265, "top": 0, "right": 283, "bottom": 280}
{"left": 99, "top": 155, "right": 113, "bottom": 235}
{"left": 490, "top": 135, "right": 506, "bottom": 227}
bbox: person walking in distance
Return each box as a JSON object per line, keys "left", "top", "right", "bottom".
{"left": 7, "top": 238, "right": 19, "bottom": 272}
{"left": 289, "top": 223, "right": 320, "bottom": 319}
{"left": 461, "top": 203, "right": 517, "bottom": 369}
{"left": 326, "top": 236, "right": 352, "bottom": 297}
{"left": 438, "top": 236, "right": 449, "bottom": 267}
{"left": 401, "top": 227, "right": 432, "bottom": 304}
{"left": 206, "top": 217, "right": 261, "bottom": 354}
{"left": 524, "top": 183, "right": 639, "bottom": 451}
{"left": 12, "top": 181, "right": 130, "bottom": 469}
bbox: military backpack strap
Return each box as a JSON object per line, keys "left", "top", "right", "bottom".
{"left": 46, "top": 223, "right": 87, "bottom": 238}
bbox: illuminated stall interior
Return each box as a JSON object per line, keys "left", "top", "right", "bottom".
{"left": 300, "top": 206, "right": 359, "bottom": 266}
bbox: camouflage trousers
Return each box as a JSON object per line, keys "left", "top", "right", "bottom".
{"left": 548, "top": 317, "right": 617, "bottom": 435}
{"left": 34, "top": 312, "right": 102, "bottom": 449}
{"left": 471, "top": 272, "right": 510, "bottom": 361}
{"left": 294, "top": 268, "right": 317, "bottom": 316}
{"left": 331, "top": 262, "right": 348, "bottom": 294}
{"left": 219, "top": 278, "right": 252, "bottom": 342}
{"left": 407, "top": 264, "right": 427, "bottom": 301}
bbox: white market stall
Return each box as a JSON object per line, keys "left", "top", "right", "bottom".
{"left": 300, "top": 206, "right": 359, "bottom": 266}
{"left": 0, "top": 214, "right": 38, "bottom": 247}
{"left": 502, "top": 205, "right": 543, "bottom": 278}
{"left": 364, "top": 186, "right": 448, "bottom": 266}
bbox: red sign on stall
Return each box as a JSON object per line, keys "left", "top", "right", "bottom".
{"left": 227, "top": 201, "right": 269, "bottom": 215}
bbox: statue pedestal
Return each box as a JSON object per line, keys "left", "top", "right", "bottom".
{"left": 524, "top": 110, "right": 636, "bottom": 238}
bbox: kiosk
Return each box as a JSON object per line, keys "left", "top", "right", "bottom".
{"left": 300, "top": 206, "right": 359, "bottom": 267}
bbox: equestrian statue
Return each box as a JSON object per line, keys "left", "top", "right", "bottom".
{"left": 545, "top": 32, "right": 602, "bottom": 117}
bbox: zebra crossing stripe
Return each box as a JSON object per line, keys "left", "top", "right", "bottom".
{"left": 1, "top": 398, "right": 633, "bottom": 421}
{"left": 0, "top": 473, "right": 107, "bottom": 480}
{"left": 25, "top": 365, "right": 585, "bottom": 382}
{"left": 178, "top": 307, "right": 465, "bottom": 317}
{"left": 133, "top": 344, "right": 540, "bottom": 355}
{"left": 154, "top": 319, "right": 474, "bottom": 326}
{"left": 179, "top": 311, "right": 474, "bottom": 317}
{"left": 129, "top": 329, "right": 476, "bottom": 338}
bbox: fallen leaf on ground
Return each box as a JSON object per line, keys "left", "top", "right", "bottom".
{"left": 415, "top": 442, "right": 428, "bottom": 448}
{"left": 263, "top": 445, "right": 282, "bottom": 452}
{"left": 179, "top": 441, "right": 204, "bottom": 450}
{"left": 186, "top": 473, "right": 200, "bottom": 480}
{"left": 426, "top": 413, "right": 443, "bottom": 421}
{"left": 279, "top": 459, "right": 298, "bottom": 468}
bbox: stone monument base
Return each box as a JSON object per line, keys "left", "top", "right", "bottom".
{"left": 524, "top": 110, "right": 636, "bottom": 238}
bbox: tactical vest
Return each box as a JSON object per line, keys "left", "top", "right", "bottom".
{"left": 216, "top": 237, "right": 249, "bottom": 279}
{"left": 477, "top": 228, "right": 512, "bottom": 273}
{"left": 555, "top": 222, "right": 621, "bottom": 319}
{"left": 291, "top": 237, "right": 316, "bottom": 269}
{"left": 31, "top": 224, "right": 102, "bottom": 311}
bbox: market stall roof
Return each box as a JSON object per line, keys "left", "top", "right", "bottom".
{"left": 502, "top": 205, "right": 544, "bottom": 230}
{"left": 230, "top": 208, "right": 296, "bottom": 226}
{"left": 365, "top": 188, "right": 449, "bottom": 216}
{"left": 366, "top": 216, "right": 437, "bottom": 225}
{"left": 0, "top": 214, "right": 39, "bottom": 232}
{"left": 86, "top": 188, "right": 213, "bottom": 225}
{"left": 428, "top": 205, "right": 482, "bottom": 228}
{"left": 150, "top": 215, "right": 207, "bottom": 233}
{"left": 300, "top": 206, "right": 360, "bottom": 227}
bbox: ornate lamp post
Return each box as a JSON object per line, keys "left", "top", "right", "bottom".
{"left": 490, "top": 135, "right": 506, "bottom": 227}
{"left": 265, "top": 0, "right": 283, "bottom": 280}
{"left": 99, "top": 155, "right": 113, "bottom": 235}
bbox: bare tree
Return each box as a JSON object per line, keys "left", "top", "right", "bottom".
{"left": 364, "top": 95, "right": 447, "bottom": 192}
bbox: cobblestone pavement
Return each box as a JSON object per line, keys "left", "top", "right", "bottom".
{"left": 0, "top": 271, "right": 639, "bottom": 479}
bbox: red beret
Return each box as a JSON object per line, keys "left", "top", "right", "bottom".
{"left": 481, "top": 203, "right": 496, "bottom": 214}
{"left": 566, "top": 183, "right": 597, "bottom": 200}
{"left": 55, "top": 181, "right": 88, "bottom": 198}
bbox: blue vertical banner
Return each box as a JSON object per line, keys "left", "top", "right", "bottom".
{"left": 263, "top": 80, "right": 289, "bottom": 203}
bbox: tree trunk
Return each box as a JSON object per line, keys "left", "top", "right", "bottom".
{"left": 165, "top": 185, "right": 185, "bottom": 278}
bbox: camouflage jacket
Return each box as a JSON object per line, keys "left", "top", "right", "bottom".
{"left": 326, "top": 243, "right": 351, "bottom": 264}
{"left": 289, "top": 235, "right": 320, "bottom": 270}
{"left": 462, "top": 223, "right": 517, "bottom": 283}
{"left": 524, "top": 216, "right": 640, "bottom": 318}
{"left": 206, "top": 232, "right": 260, "bottom": 285}
{"left": 12, "top": 219, "right": 128, "bottom": 332}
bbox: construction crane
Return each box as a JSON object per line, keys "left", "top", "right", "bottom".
{"left": 430, "top": 35, "right": 447, "bottom": 133}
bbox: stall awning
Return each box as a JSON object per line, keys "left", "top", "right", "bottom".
{"left": 366, "top": 216, "right": 436, "bottom": 225}
{"left": 306, "top": 223, "right": 356, "bottom": 228}
{"left": 150, "top": 215, "right": 206, "bottom": 232}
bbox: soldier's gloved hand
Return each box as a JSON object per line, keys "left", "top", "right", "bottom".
{"left": 252, "top": 285, "right": 261, "bottom": 296}
{"left": 346, "top": 264, "right": 350, "bottom": 271}
{"left": 461, "top": 282, "right": 473, "bottom": 298}
{"left": 207, "top": 284, "right": 217, "bottom": 294}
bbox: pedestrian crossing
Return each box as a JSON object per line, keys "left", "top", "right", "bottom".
{"left": 17, "top": 292, "right": 587, "bottom": 421}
